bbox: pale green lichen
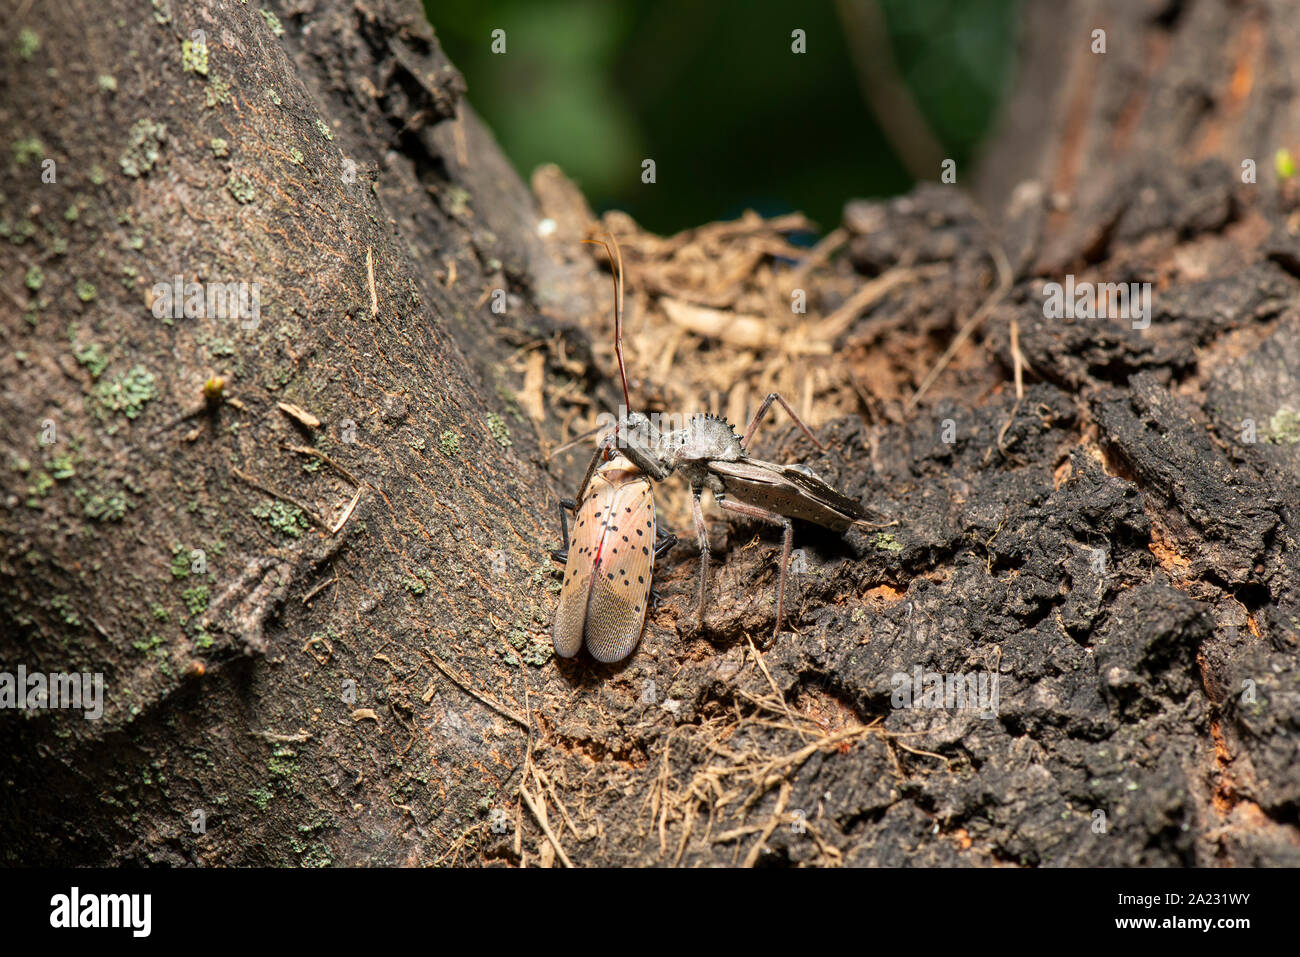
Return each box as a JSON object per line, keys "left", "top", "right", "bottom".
{"left": 17, "top": 28, "right": 40, "bottom": 61}
{"left": 92, "top": 365, "right": 157, "bottom": 420}
{"left": 181, "top": 38, "right": 209, "bottom": 76}
{"left": 182, "top": 585, "right": 209, "bottom": 616}
{"left": 874, "top": 532, "right": 903, "bottom": 553}
{"left": 314, "top": 118, "right": 333, "bottom": 141}
{"left": 210, "top": 137, "right": 229, "bottom": 158}
{"left": 268, "top": 746, "right": 296, "bottom": 779}
{"left": 288, "top": 147, "right": 304, "bottom": 165}
{"left": 1277, "top": 149, "right": 1296, "bottom": 180}
{"left": 439, "top": 430, "right": 461, "bottom": 455}
{"left": 47, "top": 452, "right": 75, "bottom": 480}
{"left": 169, "top": 545, "right": 191, "bottom": 579}
{"left": 252, "top": 500, "right": 308, "bottom": 538}
{"left": 75, "top": 279, "right": 96, "bottom": 302}
{"left": 13, "top": 137, "right": 44, "bottom": 164}
{"left": 259, "top": 9, "right": 284, "bottom": 36}
{"left": 205, "top": 76, "right": 231, "bottom": 108}
{"left": 52, "top": 594, "right": 81, "bottom": 627}
{"left": 133, "top": 634, "right": 163, "bottom": 655}
{"left": 1265, "top": 406, "right": 1300, "bottom": 445}
{"left": 486, "top": 413, "right": 511, "bottom": 448}
{"left": 508, "top": 629, "right": 552, "bottom": 666}
{"left": 97, "top": 74, "right": 117, "bottom": 92}
{"left": 29, "top": 470, "right": 54, "bottom": 500}
{"left": 119, "top": 119, "right": 167, "bottom": 178}
{"left": 226, "top": 171, "right": 255, "bottom": 203}
{"left": 79, "top": 490, "right": 127, "bottom": 522}
{"left": 24, "top": 265, "right": 43, "bottom": 292}
{"left": 74, "top": 342, "right": 108, "bottom": 377}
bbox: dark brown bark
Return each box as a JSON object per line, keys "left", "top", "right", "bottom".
{"left": 1, "top": 0, "right": 1297, "bottom": 867}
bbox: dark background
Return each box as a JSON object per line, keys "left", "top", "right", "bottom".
{"left": 427, "top": 0, "right": 1020, "bottom": 234}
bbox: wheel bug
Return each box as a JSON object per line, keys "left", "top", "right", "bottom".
{"left": 551, "top": 235, "right": 677, "bottom": 663}
{"left": 613, "top": 401, "right": 881, "bottom": 639}
{"left": 600, "top": 309, "right": 885, "bottom": 638}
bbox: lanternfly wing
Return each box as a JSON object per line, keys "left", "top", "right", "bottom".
{"left": 583, "top": 469, "right": 657, "bottom": 663}
{"left": 552, "top": 487, "right": 604, "bottom": 659}
{"left": 708, "top": 458, "right": 865, "bottom": 531}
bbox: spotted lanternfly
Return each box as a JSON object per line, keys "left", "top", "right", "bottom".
{"left": 551, "top": 452, "right": 675, "bottom": 662}
{"left": 551, "top": 234, "right": 676, "bottom": 663}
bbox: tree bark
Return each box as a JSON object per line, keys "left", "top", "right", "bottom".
{"left": 1, "top": 0, "right": 1297, "bottom": 867}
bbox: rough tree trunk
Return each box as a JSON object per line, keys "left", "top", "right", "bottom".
{"left": 0, "top": 0, "right": 1296, "bottom": 867}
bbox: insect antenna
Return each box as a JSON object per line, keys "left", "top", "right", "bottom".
{"left": 583, "top": 233, "right": 631, "bottom": 413}
{"left": 546, "top": 421, "right": 607, "bottom": 459}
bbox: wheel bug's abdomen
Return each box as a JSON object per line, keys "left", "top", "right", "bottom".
{"left": 552, "top": 456, "right": 657, "bottom": 663}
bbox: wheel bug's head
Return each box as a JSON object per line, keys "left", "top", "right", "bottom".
{"left": 618, "top": 410, "right": 658, "bottom": 448}
{"left": 660, "top": 413, "right": 744, "bottom": 469}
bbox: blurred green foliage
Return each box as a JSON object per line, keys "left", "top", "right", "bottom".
{"left": 426, "top": 0, "right": 1018, "bottom": 234}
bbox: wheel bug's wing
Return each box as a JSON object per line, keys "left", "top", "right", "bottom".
{"left": 775, "top": 462, "right": 867, "bottom": 526}
{"left": 709, "top": 459, "right": 864, "bottom": 531}
{"left": 552, "top": 485, "right": 604, "bottom": 658}
{"left": 584, "top": 476, "right": 656, "bottom": 663}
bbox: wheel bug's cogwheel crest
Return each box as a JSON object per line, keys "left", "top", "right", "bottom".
{"left": 689, "top": 412, "right": 737, "bottom": 436}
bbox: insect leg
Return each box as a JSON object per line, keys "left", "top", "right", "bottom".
{"left": 653, "top": 531, "right": 678, "bottom": 560}
{"left": 691, "top": 487, "right": 709, "bottom": 626}
{"left": 741, "top": 391, "right": 825, "bottom": 452}
{"left": 576, "top": 435, "right": 613, "bottom": 499}
{"left": 646, "top": 527, "right": 676, "bottom": 608}
{"left": 715, "top": 497, "right": 795, "bottom": 640}
{"left": 550, "top": 498, "right": 578, "bottom": 564}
